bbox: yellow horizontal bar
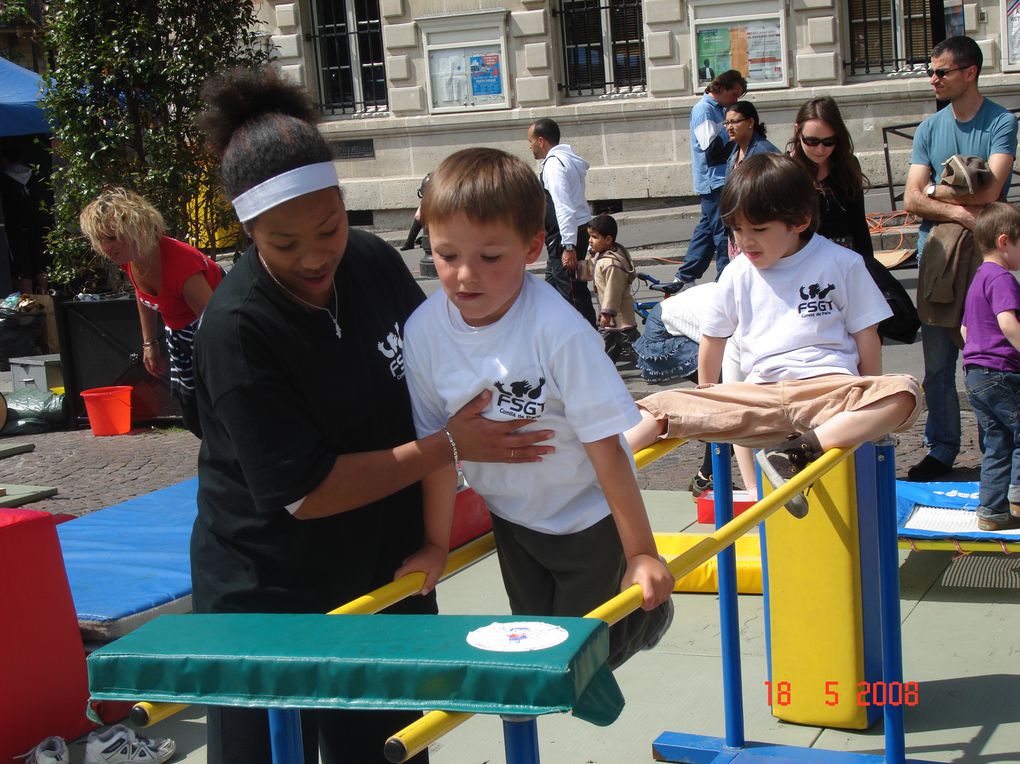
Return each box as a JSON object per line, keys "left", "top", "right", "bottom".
{"left": 387, "top": 447, "right": 854, "bottom": 761}
{"left": 330, "top": 533, "right": 496, "bottom": 615}
{"left": 633, "top": 438, "right": 684, "bottom": 471}
{"left": 383, "top": 710, "right": 472, "bottom": 763}
{"left": 589, "top": 447, "right": 852, "bottom": 625}
{"left": 132, "top": 533, "right": 496, "bottom": 727}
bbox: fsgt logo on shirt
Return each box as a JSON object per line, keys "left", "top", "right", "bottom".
{"left": 377, "top": 322, "right": 406, "bottom": 380}
{"left": 798, "top": 282, "right": 836, "bottom": 317}
{"left": 494, "top": 376, "right": 547, "bottom": 419}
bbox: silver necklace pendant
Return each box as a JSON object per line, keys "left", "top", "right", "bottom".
{"left": 258, "top": 250, "right": 343, "bottom": 341}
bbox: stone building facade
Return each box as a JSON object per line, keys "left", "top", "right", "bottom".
{"left": 261, "top": 0, "right": 1020, "bottom": 225}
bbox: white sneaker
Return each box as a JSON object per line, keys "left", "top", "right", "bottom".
{"left": 17, "top": 737, "right": 69, "bottom": 764}
{"left": 84, "top": 724, "right": 175, "bottom": 764}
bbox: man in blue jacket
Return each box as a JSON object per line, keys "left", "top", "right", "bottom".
{"left": 673, "top": 70, "right": 746, "bottom": 286}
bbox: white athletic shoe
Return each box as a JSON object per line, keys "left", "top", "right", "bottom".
{"left": 18, "top": 736, "right": 69, "bottom": 764}
{"left": 84, "top": 724, "right": 175, "bottom": 764}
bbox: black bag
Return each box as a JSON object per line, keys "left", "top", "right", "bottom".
{"left": 864, "top": 256, "right": 920, "bottom": 344}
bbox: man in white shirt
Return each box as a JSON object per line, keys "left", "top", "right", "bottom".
{"left": 528, "top": 118, "right": 597, "bottom": 326}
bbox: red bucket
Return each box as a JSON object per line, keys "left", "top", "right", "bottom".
{"left": 80, "top": 386, "right": 132, "bottom": 436}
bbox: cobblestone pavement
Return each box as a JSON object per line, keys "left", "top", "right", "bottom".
{"left": 1, "top": 427, "right": 200, "bottom": 516}
{"left": 0, "top": 406, "right": 981, "bottom": 517}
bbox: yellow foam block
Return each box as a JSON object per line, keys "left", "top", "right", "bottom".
{"left": 654, "top": 532, "right": 762, "bottom": 594}
{"left": 761, "top": 452, "right": 871, "bottom": 729}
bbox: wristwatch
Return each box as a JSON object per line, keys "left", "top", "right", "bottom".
{"left": 564, "top": 245, "right": 575, "bottom": 251}
{"left": 924, "top": 183, "right": 937, "bottom": 198}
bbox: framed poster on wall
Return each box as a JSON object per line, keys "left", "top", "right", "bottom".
{"left": 689, "top": 1, "right": 788, "bottom": 91}
{"left": 419, "top": 10, "right": 511, "bottom": 114}
{"left": 1005, "top": 0, "right": 1020, "bottom": 71}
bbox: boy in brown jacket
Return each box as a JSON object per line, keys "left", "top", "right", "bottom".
{"left": 581, "top": 213, "right": 639, "bottom": 361}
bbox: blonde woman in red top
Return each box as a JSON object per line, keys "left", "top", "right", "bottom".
{"left": 80, "top": 187, "right": 223, "bottom": 435}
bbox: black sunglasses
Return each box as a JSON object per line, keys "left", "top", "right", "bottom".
{"left": 801, "top": 135, "right": 837, "bottom": 147}
{"left": 925, "top": 65, "right": 968, "bottom": 79}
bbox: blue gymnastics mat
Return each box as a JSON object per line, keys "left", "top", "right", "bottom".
{"left": 896, "top": 480, "right": 1020, "bottom": 541}
{"left": 57, "top": 478, "right": 197, "bottom": 641}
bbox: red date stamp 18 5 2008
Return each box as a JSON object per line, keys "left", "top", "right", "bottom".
{"left": 765, "top": 680, "right": 920, "bottom": 707}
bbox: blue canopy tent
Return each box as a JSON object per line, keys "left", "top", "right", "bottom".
{"left": 0, "top": 56, "right": 49, "bottom": 137}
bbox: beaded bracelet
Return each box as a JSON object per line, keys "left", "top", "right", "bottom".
{"left": 443, "top": 428, "right": 466, "bottom": 486}
{"left": 142, "top": 339, "right": 159, "bottom": 348}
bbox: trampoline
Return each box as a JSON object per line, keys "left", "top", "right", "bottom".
{"left": 895, "top": 481, "right": 1020, "bottom": 553}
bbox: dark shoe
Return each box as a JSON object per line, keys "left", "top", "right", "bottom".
{"left": 688, "top": 471, "right": 712, "bottom": 496}
{"left": 1009, "top": 502, "right": 1020, "bottom": 519}
{"left": 977, "top": 513, "right": 1020, "bottom": 532}
{"left": 755, "top": 448, "right": 810, "bottom": 519}
{"left": 754, "top": 431, "right": 822, "bottom": 507}
{"left": 906, "top": 454, "right": 953, "bottom": 482}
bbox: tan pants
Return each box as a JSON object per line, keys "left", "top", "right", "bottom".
{"left": 638, "top": 373, "right": 921, "bottom": 448}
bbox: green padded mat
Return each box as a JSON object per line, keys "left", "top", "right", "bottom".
{"left": 0, "top": 442, "right": 34, "bottom": 459}
{"left": 87, "top": 613, "right": 625, "bottom": 726}
{"left": 0, "top": 483, "right": 56, "bottom": 507}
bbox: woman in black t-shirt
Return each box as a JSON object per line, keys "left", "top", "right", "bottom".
{"left": 192, "top": 66, "right": 553, "bottom": 764}
{"left": 788, "top": 96, "right": 874, "bottom": 259}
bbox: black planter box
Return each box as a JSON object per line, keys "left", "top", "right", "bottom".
{"left": 55, "top": 296, "right": 179, "bottom": 428}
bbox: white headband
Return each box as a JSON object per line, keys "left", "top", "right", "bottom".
{"left": 231, "top": 161, "right": 340, "bottom": 222}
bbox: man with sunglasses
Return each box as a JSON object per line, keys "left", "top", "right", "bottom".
{"left": 904, "top": 35, "right": 1018, "bottom": 481}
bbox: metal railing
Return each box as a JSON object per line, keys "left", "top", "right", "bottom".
{"left": 554, "top": 0, "right": 645, "bottom": 98}
{"left": 306, "top": 0, "right": 387, "bottom": 116}
{"left": 882, "top": 107, "right": 1020, "bottom": 211}
{"left": 845, "top": 0, "right": 932, "bottom": 76}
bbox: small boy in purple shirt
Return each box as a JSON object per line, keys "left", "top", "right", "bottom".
{"left": 961, "top": 202, "right": 1020, "bottom": 531}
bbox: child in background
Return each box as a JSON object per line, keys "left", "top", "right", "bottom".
{"left": 400, "top": 147, "right": 674, "bottom": 668}
{"left": 626, "top": 154, "right": 920, "bottom": 514}
{"left": 961, "top": 202, "right": 1020, "bottom": 531}
{"left": 580, "top": 213, "right": 639, "bottom": 361}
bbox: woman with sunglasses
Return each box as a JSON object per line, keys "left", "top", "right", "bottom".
{"left": 789, "top": 96, "right": 874, "bottom": 259}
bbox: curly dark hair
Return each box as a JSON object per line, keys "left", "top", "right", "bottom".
{"left": 198, "top": 67, "right": 332, "bottom": 202}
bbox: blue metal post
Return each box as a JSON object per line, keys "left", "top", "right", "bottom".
{"left": 502, "top": 716, "right": 541, "bottom": 764}
{"left": 268, "top": 709, "right": 304, "bottom": 764}
{"left": 712, "top": 443, "right": 745, "bottom": 748}
{"left": 875, "top": 440, "right": 906, "bottom": 764}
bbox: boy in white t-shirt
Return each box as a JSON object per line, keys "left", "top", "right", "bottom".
{"left": 626, "top": 153, "right": 921, "bottom": 509}
{"left": 399, "top": 147, "right": 674, "bottom": 667}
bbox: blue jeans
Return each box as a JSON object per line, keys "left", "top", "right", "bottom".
{"left": 674, "top": 187, "right": 729, "bottom": 283}
{"left": 965, "top": 366, "right": 1020, "bottom": 521}
{"left": 920, "top": 324, "right": 961, "bottom": 465}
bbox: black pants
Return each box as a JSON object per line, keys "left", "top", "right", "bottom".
{"left": 545, "top": 226, "right": 597, "bottom": 328}
{"left": 491, "top": 513, "right": 671, "bottom": 669}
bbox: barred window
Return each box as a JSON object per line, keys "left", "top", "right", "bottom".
{"left": 556, "top": 0, "right": 645, "bottom": 97}
{"left": 847, "top": 0, "right": 933, "bottom": 75}
{"left": 308, "top": 0, "right": 387, "bottom": 115}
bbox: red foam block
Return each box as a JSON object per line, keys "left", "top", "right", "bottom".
{"left": 449, "top": 488, "right": 492, "bottom": 549}
{"left": 696, "top": 490, "right": 756, "bottom": 525}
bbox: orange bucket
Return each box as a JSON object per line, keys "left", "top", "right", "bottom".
{"left": 80, "top": 386, "right": 132, "bottom": 436}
